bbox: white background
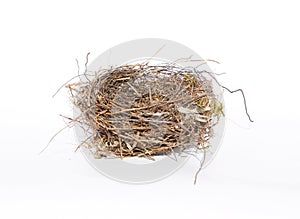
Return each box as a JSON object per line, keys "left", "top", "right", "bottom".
{"left": 0, "top": 0, "right": 299, "bottom": 218}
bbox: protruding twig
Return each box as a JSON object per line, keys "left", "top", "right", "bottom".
{"left": 39, "top": 125, "right": 71, "bottom": 155}
{"left": 221, "top": 86, "right": 254, "bottom": 122}
{"left": 52, "top": 74, "right": 91, "bottom": 98}
{"left": 84, "top": 52, "right": 90, "bottom": 73}
{"left": 143, "top": 44, "right": 166, "bottom": 64}
{"left": 83, "top": 52, "right": 91, "bottom": 82}
{"left": 76, "top": 58, "right": 80, "bottom": 77}
{"left": 200, "top": 70, "right": 254, "bottom": 123}
{"left": 194, "top": 149, "right": 206, "bottom": 185}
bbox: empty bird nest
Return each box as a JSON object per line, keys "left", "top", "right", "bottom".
{"left": 66, "top": 62, "right": 225, "bottom": 162}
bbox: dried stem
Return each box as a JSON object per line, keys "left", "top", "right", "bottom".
{"left": 194, "top": 149, "right": 206, "bottom": 185}
{"left": 39, "top": 125, "right": 72, "bottom": 155}
{"left": 199, "top": 70, "right": 254, "bottom": 123}
{"left": 221, "top": 86, "right": 254, "bottom": 122}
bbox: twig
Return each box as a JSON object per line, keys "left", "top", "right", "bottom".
{"left": 83, "top": 52, "right": 91, "bottom": 82}
{"left": 39, "top": 125, "right": 71, "bottom": 155}
{"left": 199, "top": 70, "right": 254, "bottom": 122}
{"left": 76, "top": 58, "right": 80, "bottom": 77}
{"left": 194, "top": 149, "right": 206, "bottom": 185}
{"left": 221, "top": 86, "right": 254, "bottom": 122}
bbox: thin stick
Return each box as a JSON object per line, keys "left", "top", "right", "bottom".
{"left": 76, "top": 58, "right": 80, "bottom": 77}
{"left": 39, "top": 125, "right": 71, "bottom": 155}
{"left": 194, "top": 149, "right": 206, "bottom": 185}
{"left": 200, "top": 70, "right": 254, "bottom": 123}
{"left": 84, "top": 52, "right": 90, "bottom": 73}
{"left": 189, "top": 59, "right": 220, "bottom": 65}
{"left": 143, "top": 44, "right": 166, "bottom": 64}
{"left": 83, "top": 52, "right": 91, "bottom": 82}
{"left": 222, "top": 86, "right": 254, "bottom": 122}
{"left": 75, "top": 135, "right": 92, "bottom": 152}
{"left": 52, "top": 73, "right": 92, "bottom": 98}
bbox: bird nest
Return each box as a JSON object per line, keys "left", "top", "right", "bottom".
{"left": 67, "top": 63, "right": 224, "bottom": 162}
